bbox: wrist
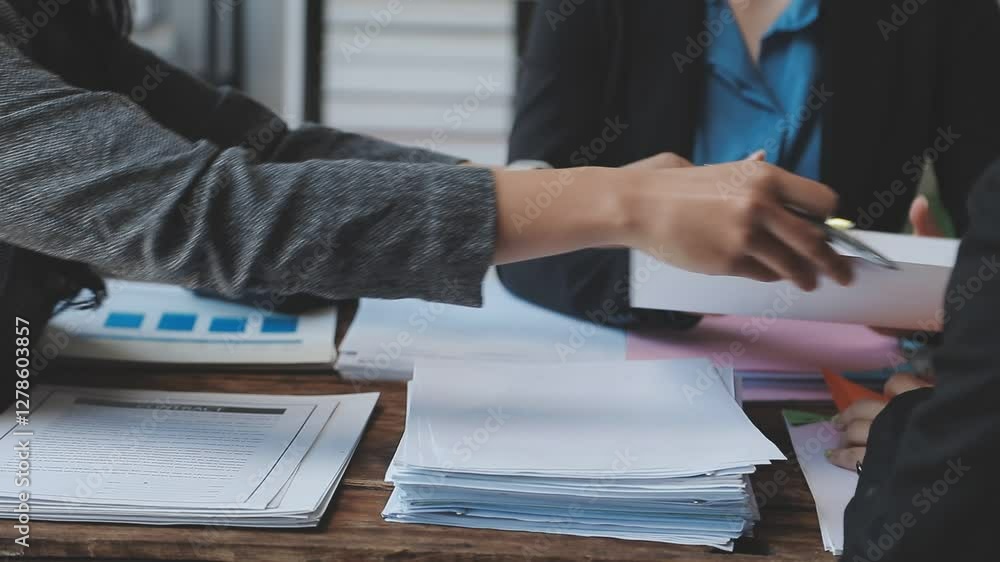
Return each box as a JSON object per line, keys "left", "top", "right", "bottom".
{"left": 595, "top": 167, "right": 645, "bottom": 248}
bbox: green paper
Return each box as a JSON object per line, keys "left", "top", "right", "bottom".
{"left": 782, "top": 409, "right": 832, "bottom": 427}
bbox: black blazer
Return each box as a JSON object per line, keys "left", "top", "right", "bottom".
{"left": 842, "top": 157, "right": 1000, "bottom": 561}
{"left": 498, "top": 0, "right": 1000, "bottom": 327}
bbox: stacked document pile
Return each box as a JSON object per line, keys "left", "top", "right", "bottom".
{"left": 45, "top": 280, "right": 338, "bottom": 369}
{"left": 0, "top": 386, "right": 377, "bottom": 527}
{"left": 383, "top": 359, "right": 785, "bottom": 550}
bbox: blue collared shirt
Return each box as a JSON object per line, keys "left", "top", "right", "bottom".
{"left": 693, "top": 0, "right": 823, "bottom": 180}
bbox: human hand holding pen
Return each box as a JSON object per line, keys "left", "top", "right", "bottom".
{"left": 492, "top": 151, "right": 855, "bottom": 291}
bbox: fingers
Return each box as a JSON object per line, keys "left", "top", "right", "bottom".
{"left": 835, "top": 399, "right": 886, "bottom": 429}
{"left": 745, "top": 229, "right": 818, "bottom": 291}
{"left": 884, "top": 373, "right": 933, "bottom": 398}
{"left": 729, "top": 256, "right": 781, "bottom": 283}
{"left": 762, "top": 204, "right": 854, "bottom": 287}
{"left": 827, "top": 447, "right": 865, "bottom": 471}
{"left": 842, "top": 419, "right": 872, "bottom": 447}
{"left": 909, "top": 195, "right": 946, "bottom": 238}
{"left": 766, "top": 165, "right": 839, "bottom": 219}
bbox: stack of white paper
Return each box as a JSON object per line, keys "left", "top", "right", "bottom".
{"left": 383, "top": 359, "right": 784, "bottom": 550}
{"left": 784, "top": 414, "right": 858, "bottom": 554}
{"left": 0, "top": 386, "right": 377, "bottom": 527}
{"left": 336, "top": 269, "right": 626, "bottom": 380}
{"left": 45, "top": 280, "right": 338, "bottom": 368}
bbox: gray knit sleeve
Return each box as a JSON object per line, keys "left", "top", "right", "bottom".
{"left": 0, "top": 37, "right": 496, "bottom": 306}
{"left": 275, "top": 122, "right": 468, "bottom": 165}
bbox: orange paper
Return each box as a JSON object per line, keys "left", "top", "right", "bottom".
{"left": 822, "top": 368, "right": 883, "bottom": 412}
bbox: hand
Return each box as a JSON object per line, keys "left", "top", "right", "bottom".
{"left": 826, "top": 373, "right": 934, "bottom": 471}
{"left": 621, "top": 159, "right": 854, "bottom": 291}
{"left": 909, "top": 194, "right": 946, "bottom": 237}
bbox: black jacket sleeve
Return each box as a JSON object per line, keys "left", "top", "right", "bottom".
{"left": 101, "top": 39, "right": 464, "bottom": 168}
{"left": 930, "top": 0, "right": 1000, "bottom": 235}
{"left": 841, "top": 158, "right": 1000, "bottom": 561}
{"left": 497, "top": 0, "right": 699, "bottom": 329}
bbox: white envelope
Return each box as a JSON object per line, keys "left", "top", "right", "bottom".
{"left": 631, "top": 231, "right": 960, "bottom": 330}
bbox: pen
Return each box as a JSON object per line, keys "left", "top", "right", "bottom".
{"left": 743, "top": 150, "right": 898, "bottom": 270}
{"left": 783, "top": 205, "right": 900, "bottom": 270}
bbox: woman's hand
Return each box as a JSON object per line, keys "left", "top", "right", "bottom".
{"left": 909, "top": 194, "right": 947, "bottom": 238}
{"left": 826, "top": 373, "right": 934, "bottom": 471}
{"left": 619, "top": 159, "right": 854, "bottom": 291}
{"left": 492, "top": 157, "right": 854, "bottom": 291}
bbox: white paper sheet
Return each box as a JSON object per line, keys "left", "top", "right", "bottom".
{"left": 0, "top": 386, "right": 379, "bottom": 527}
{"left": 400, "top": 359, "right": 782, "bottom": 476}
{"left": 785, "top": 416, "right": 858, "bottom": 554}
{"left": 0, "top": 389, "right": 322, "bottom": 508}
{"left": 631, "top": 231, "right": 959, "bottom": 330}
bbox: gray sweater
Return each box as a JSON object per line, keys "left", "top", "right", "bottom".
{"left": 0, "top": 1, "right": 497, "bottom": 307}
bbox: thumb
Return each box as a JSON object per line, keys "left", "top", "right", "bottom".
{"left": 909, "top": 195, "right": 945, "bottom": 238}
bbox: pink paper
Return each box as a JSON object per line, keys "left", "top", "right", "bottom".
{"left": 742, "top": 385, "right": 832, "bottom": 402}
{"left": 627, "top": 316, "right": 905, "bottom": 372}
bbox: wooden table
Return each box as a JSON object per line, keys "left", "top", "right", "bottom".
{"left": 0, "top": 367, "right": 838, "bottom": 562}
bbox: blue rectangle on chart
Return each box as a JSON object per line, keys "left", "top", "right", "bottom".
{"left": 209, "top": 317, "right": 247, "bottom": 333}
{"left": 105, "top": 312, "right": 144, "bottom": 329}
{"left": 158, "top": 313, "right": 197, "bottom": 332}
{"left": 261, "top": 316, "right": 299, "bottom": 334}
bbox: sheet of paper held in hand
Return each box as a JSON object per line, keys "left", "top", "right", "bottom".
{"left": 631, "top": 230, "right": 960, "bottom": 330}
